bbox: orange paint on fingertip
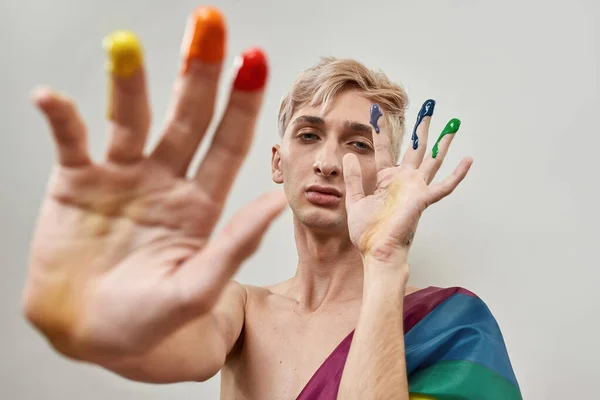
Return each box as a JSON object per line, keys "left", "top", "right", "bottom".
{"left": 233, "top": 48, "right": 268, "bottom": 91}
{"left": 181, "top": 6, "right": 226, "bottom": 72}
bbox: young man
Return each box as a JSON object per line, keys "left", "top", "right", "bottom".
{"left": 21, "top": 6, "right": 522, "bottom": 400}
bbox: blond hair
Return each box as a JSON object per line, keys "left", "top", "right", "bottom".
{"left": 278, "top": 56, "right": 409, "bottom": 162}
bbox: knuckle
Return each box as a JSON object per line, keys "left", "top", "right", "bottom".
{"left": 228, "top": 91, "right": 262, "bottom": 116}
{"left": 213, "top": 135, "right": 247, "bottom": 160}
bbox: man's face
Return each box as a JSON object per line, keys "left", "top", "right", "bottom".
{"left": 271, "top": 89, "right": 391, "bottom": 233}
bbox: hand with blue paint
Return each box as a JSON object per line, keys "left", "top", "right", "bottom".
{"left": 342, "top": 101, "right": 472, "bottom": 268}
{"left": 411, "top": 99, "right": 436, "bottom": 150}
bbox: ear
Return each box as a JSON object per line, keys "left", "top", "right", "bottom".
{"left": 271, "top": 144, "right": 283, "bottom": 184}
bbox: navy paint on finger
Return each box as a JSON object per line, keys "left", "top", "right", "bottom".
{"left": 369, "top": 103, "right": 383, "bottom": 133}
{"left": 412, "top": 99, "right": 436, "bottom": 150}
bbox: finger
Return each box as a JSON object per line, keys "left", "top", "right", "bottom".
{"left": 150, "top": 6, "right": 226, "bottom": 176}
{"left": 400, "top": 99, "right": 435, "bottom": 168}
{"left": 427, "top": 157, "right": 473, "bottom": 205}
{"left": 419, "top": 118, "right": 461, "bottom": 184}
{"left": 369, "top": 103, "right": 394, "bottom": 171}
{"left": 176, "top": 191, "right": 287, "bottom": 304}
{"left": 103, "top": 30, "right": 151, "bottom": 164}
{"left": 193, "top": 48, "right": 269, "bottom": 206}
{"left": 32, "top": 87, "right": 91, "bottom": 167}
{"left": 342, "top": 153, "right": 365, "bottom": 206}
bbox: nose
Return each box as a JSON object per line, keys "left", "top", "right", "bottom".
{"left": 313, "top": 143, "right": 342, "bottom": 178}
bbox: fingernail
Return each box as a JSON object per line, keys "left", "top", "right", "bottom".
{"left": 411, "top": 99, "right": 436, "bottom": 150}
{"left": 102, "top": 30, "right": 143, "bottom": 78}
{"left": 233, "top": 48, "right": 268, "bottom": 91}
{"left": 369, "top": 103, "right": 383, "bottom": 133}
{"left": 30, "top": 86, "right": 53, "bottom": 103}
{"left": 432, "top": 118, "right": 461, "bottom": 158}
{"left": 181, "top": 6, "right": 226, "bottom": 72}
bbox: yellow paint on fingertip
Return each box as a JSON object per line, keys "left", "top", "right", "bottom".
{"left": 102, "top": 30, "right": 143, "bottom": 119}
{"left": 106, "top": 80, "right": 114, "bottom": 119}
{"left": 103, "top": 30, "right": 143, "bottom": 78}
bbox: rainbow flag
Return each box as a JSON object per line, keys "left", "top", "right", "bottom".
{"left": 296, "top": 287, "right": 522, "bottom": 400}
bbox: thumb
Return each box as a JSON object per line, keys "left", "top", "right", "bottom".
{"left": 343, "top": 153, "right": 365, "bottom": 207}
{"left": 176, "top": 191, "right": 287, "bottom": 307}
{"left": 214, "top": 190, "right": 287, "bottom": 264}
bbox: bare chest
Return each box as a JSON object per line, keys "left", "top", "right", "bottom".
{"left": 221, "top": 301, "right": 360, "bottom": 400}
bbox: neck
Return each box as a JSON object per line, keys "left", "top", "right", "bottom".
{"left": 289, "top": 216, "right": 365, "bottom": 311}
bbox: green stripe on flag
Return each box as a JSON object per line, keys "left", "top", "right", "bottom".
{"left": 409, "top": 360, "right": 523, "bottom": 400}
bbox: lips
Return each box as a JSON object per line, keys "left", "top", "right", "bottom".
{"left": 306, "top": 185, "right": 342, "bottom": 197}
{"left": 305, "top": 185, "right": 342, "bottom": 206}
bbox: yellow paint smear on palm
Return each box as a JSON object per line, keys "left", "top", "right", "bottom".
{"left": 32, "top": 201, "right": 137, "bottom": 356}
{"left": 28, "top": 276, "right": 78, "bottom": 354}
{"left": 362, "top": 180, "right": 402, "bottom": 257}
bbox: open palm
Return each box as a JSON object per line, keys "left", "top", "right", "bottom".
{"left": 22, "top": 19, "right": 285, "bottom": 357}
{"left": 343, "top": 103, "right": 472, "bottom": 264}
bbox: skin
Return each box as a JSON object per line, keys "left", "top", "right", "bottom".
{"left": 21, "top": 11, "right": 472, "bottom": 400}
{"left": 220, "top": 91, "right": 414, "bottom": 399}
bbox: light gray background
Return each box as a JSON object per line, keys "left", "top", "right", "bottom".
{"left": 1, "top": 0, "right": 598, "bottom": 399}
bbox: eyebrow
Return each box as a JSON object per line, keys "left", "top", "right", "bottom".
{"left": 344, "top": 120, "right": 373, "bottom": 135}
{"left": 291, "top": 115, "right": 373, "bottom": 135}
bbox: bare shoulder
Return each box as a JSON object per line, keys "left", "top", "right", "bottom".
{"left": 241, "top": 279, "right": 296, "bottom": 312}
{"left": 218, "top": 280, "right": 249, "bottom": 310}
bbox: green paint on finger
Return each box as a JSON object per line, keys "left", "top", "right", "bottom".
{"left": 432, "top": 118, "right": 461, "bottom": 158}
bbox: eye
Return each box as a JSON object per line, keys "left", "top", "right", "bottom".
{"left": 351, "top": 141, "right": 371, "bottom": 151}
{"left": 299, "top": 132, "right": 319, "bottom": 141}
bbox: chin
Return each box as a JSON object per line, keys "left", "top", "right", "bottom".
{"left": 296, "top": 207, "right": 348, "bottom": 233}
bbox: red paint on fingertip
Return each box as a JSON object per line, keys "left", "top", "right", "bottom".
{"left": 233, "top": 48, "right": 268, "bottom": 91}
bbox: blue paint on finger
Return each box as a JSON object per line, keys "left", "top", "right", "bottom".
{"left": 370, "top": 103, "right": 383, "bottom": 134}
{"left": 412, "top": 99, "right": 436, "bottom": 150}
